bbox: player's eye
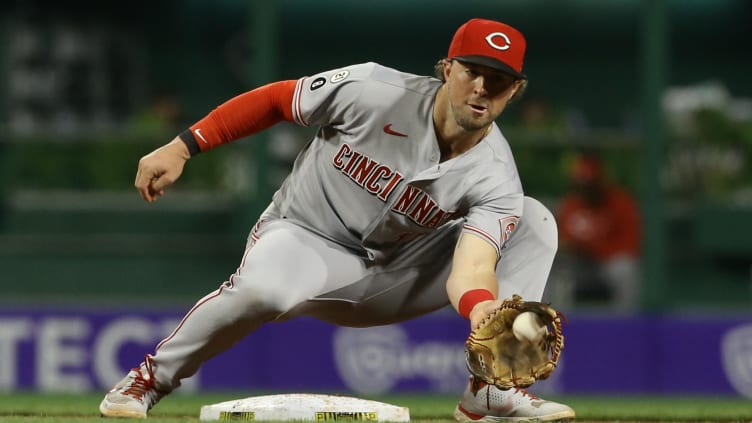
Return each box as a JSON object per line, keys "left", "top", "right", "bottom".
{"left": 493, "top": 75, "right": 516, "bottom": 90}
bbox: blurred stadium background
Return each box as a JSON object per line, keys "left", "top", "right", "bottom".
{"left": 1, "top": 0, "right": 751, "bottom": 407}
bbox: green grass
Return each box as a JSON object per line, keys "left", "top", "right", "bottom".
{"left": 0, "top": 392, "right": 750, "bottom": 422}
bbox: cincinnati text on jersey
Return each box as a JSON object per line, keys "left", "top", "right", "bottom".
{"left": 332, "top": 143, "right": 459, "bottom": 229}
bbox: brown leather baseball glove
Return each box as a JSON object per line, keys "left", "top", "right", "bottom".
{"left": 465, "top": 294, "right": 565, "bottom": 390}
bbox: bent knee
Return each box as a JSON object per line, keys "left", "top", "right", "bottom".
{"left": 222, "top": 277, "right": 302, "bottom": 315}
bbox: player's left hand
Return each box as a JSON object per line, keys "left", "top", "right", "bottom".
{"left": 134, "top": 137, "right": 191, "bottom": 202}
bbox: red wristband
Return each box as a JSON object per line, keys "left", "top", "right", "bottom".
{"left": 458, "top": 289, "right": 495, "bottom": 319}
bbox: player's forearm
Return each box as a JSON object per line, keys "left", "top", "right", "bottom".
{"left": 179, "top": 80, "right": 297, "bottom": 155}
{"left": 446, "top": 233, "right": 500, "bottom": 324}
{"left": 446, "top": 270, "right": 498, "bottom": 310}
{"left": 447, "top": 267, "right": 499, "bottom": 324}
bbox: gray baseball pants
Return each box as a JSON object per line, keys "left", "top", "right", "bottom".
{"left": 151, "top": 196, "right": 557, "bottom": 390}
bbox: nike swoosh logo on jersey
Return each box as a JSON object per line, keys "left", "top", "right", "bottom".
{"left": 383, "top": 124, "right": 408, "bottom": 138}
{"left": 195, "top": 128, "right": 207, "bottom": 144}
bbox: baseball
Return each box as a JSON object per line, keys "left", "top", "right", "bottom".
{"left": 512, "top": 312, "right": 546, "bottom": 343}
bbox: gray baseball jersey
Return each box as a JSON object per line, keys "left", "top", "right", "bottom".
{"left": 275, "top": 62, "right": 523, "bottom": 262}
{"left": 147, "top": 63, "right": 557, "bottom": 391}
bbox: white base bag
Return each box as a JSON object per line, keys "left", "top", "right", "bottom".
{"left": 200, "top": 393, "right": 410, "bottom": 422}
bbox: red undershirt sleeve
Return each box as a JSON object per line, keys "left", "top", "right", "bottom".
{"left": 178, "top": 80, "right": 297, "bottom": 156}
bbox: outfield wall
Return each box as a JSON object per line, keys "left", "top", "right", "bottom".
{"left": 1, "top": 306, "right": 750, "bottom": 398}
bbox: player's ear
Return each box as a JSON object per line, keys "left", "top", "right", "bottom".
{"left": 508, "top": 85, "right": 519, "bottom": 101}
{"left": 442, "top": 59, "right": 452, "bottom": 80}
{"left": 508, "top": 79, "right": 528, "bottom": 103}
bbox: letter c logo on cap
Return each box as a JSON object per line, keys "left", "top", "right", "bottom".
{"left": 485, "top": 32, "right": 511, "bottom": 51}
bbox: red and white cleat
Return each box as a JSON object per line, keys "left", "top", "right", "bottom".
{"left": 99, "top": 355, "right": 169, "bottom": 419}
{"left": 454, "top": 377, "right": 575, "bottom": 422}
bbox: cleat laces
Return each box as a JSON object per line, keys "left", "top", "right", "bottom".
{"left": 513, "top": 388, "right": 539, "bottom": 400}
{"left": 121, "top": 356, "right": 158, "bottom": 401}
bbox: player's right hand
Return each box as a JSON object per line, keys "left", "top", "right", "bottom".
{"left": 134, "top": 137, "right": 191, "bottom": 203}
{"left": 469, "top": 299, "right": 504, "bottom": 329}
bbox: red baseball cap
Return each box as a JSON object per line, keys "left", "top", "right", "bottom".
{"left": 447, "top": 18, "right": 527, "bottom": 79}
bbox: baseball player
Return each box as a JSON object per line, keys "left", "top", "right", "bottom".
{"left": 100, "top": 18, "right": 575, "bottom": 421}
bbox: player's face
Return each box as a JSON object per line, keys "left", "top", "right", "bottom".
{"left": 445, "top": 60, "right": 521, "bottom": 131}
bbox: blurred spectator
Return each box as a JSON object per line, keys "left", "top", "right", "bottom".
{"left": 129, "top": 91, "right": 182, "bottom": 134}
{"left": 554, "top": 153, "right": 642, "bottom": 310}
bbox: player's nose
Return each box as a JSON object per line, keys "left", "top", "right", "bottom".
{"left": 472, "top": 76, "right": 488, "bottom": 96}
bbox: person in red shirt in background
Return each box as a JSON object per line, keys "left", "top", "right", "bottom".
{"left": 555, "top": 153, "right": 642, "bottom": 310}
